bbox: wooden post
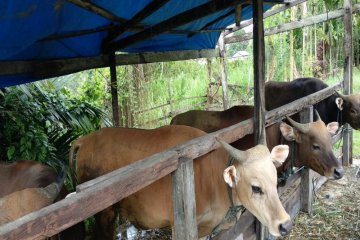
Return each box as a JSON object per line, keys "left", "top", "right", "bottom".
{"left": 109, "top": 52, "right": 120, "bottom": 127}
{"left": 253, "top": 1, "right": 267, "bottom": 239}
{"left": 342, "top": 0, "right": 353, "bottom": 166}
{"left": 206, "top": 59, "right": 213, "bottom": 107}
{"left": 299, "top": 106, "right": 314, "bottom": 214}
{"left": 172, "top": 157, "right": 198, "bottom": 240}
{"left": 253, "top": 0, "right": 266, "bottom": 146}
{"left": 219, "top": 31, "right": 229, "bottom": 110}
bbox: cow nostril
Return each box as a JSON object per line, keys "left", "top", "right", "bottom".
{"left": 279, "top": 220, "right": 292, "bottom": 236}
{"left": 334, "top": 168, "right": 344, "bottom": 179}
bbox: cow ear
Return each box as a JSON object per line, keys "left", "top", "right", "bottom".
{"left": 327, "top": 122, "right": 339, "bottom": 135}
{"left": 335, "top": 97, "right": 344, "bottom": 111}
{"left": 280, "top": 122, "right": 297, "bottom": 141}
{"left": 270, "top": 145, "right": 289, "bottom": 167}
{"left": 223, "top": 166, "right": 239, "bottom": 188}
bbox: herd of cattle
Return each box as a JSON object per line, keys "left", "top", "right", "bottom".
{"left": 1, "top": 77, "right": 360, "bottom": 240}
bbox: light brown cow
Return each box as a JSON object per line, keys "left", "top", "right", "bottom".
{"left": 70, "top": 125, "right": 292, "bottom": 239}
{"left": 171, "top": 105, "right": 343, "bottom": 179}
{"left": 0, "top": 171, "right": 64, "bottom": 226}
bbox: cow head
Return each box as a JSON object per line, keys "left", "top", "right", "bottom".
{"left": 218, "top": 140, "right": 292, "bottom": 237}
{"left": 335, "top": 92, "right": 360, "bottom": 130}
{"left": 280, "top": 112, "right": 343, "bottom": 179}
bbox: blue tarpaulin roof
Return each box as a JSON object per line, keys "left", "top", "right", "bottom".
{"left": 0, "top": 0, "right": 282, "bottom": 87}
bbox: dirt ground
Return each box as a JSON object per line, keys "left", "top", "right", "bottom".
{"left": 280, "top": 159, "right": 360, "bottom": 240}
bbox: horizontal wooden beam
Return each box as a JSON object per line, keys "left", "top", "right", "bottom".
{"left": 65, "top": 0, "right": 127, "bottom": 23}
{"left": 225, "top": 0, "right": 307, "bottom": 36}
{"left": 104, "top": 0, "right": 171, "bottom": 44}
{"left": 104, "top": 0, "right": 247, "bottom": 53}
{"left": 0, "top": 49, "right": 220, "bottom": 80}
{"left": 226, "top": 4, "right": 360, "bottom": 44}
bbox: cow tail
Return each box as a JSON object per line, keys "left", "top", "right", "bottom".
{"left": 69, "top": 140, "right": 81, "bottom": 189}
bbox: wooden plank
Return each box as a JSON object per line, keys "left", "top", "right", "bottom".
{"left": 0, "top": 150, "right": 179, "bottom": 239}
{"left": 342, "top": 0, "right": 353, "bottom": 166}
{"left": 213, "top": 210, "right": 255, "bottom": 240}
{"left": 219, "top": 32, "right": 230, "bottom": 110}
{"left": 104, "top": 0, "right": 247, "bottom": 52}
{"left": 225, "top": 0, "right": 307, "bottom": 36}
{"left": 0, "top": 49, "right": 220, "bottom": 79}
{"left": 265, "top": 82, "right": 341, "bottom": 126}
{"left": 172, "top": 157, "right": 198, "bottom": 240}
{"left": 109, "top": 53, "right": 120, "bottom": 127}
{"left": 299, "top": 107, "right": 314, "bottom": 214}
{"left": 225, "top": 4, "right": 360, "bottom": 44}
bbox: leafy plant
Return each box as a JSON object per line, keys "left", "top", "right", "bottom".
{"left": 0, "top": 81, "right": 111, "bottom": 182}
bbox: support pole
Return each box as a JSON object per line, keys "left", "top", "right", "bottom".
{"left": 219, "top": 31, "right": 230, "bottom": 110}
{"left": 109, "top": 52, "right": 120, "bottom": 127}
{"left": 299, "top": 106, "right": 314, "bottom": 214}
{"left": 253, "top": 1, "right": 267, "bottom": 239}
{"left": 342, "top": 0, "right": 353, "bottom": 166}
{"left": 172, "top": 157, "right": 198, "bottom": 240}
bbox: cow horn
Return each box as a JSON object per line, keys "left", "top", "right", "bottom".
{"left": 43, "top": 169, "right": 65, "bottom": 201}
{"left": 216, "top": 138, "right": 248, "bottom": 164}
{"left": 286, "top": 116, "right": 310, "bottom": 133}
{"left": 314, "top": 109, "right": 322, "bottom": 122}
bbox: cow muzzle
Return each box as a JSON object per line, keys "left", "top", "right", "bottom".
{"left": 333, "top": 167, "right": 344, "bottom": 180}
{"left": 279, "top": 219, "right": 292, "bottom": 236}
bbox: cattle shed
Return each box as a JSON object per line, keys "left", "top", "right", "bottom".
{"left": 0, "top": 0, "right": 355, "bottom": 240}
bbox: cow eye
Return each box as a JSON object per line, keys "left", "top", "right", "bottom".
{"left": 252, "top": 186, "right": 263, "bottom": 194}
{"left": 351, "top": 109, "right": 357, "bottom": 114}
{"left": 312, "top": 144, "right": 320, "bottom": 150}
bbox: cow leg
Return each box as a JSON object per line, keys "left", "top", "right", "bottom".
{"left": 94, "top": 206, "right": 118, "bottom": 240}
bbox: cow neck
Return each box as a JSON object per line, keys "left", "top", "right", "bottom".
{"left": 278, "top": 139, "right": 297, "bottom": 183}
{"left": 208, "top": 156, "right": 245, "bottom": 239}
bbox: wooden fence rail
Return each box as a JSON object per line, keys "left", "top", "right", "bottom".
{"left": 0, "top": 83, "right": 343, "bottom": 239}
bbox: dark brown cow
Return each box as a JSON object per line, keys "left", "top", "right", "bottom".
{"left": 0, "top": 171, "right": 64, "bottom": 227}
{"left": 171, "top": 105, "right": 343, "bottom": 179}
{"left": 265, "top": 77, "right": 360, "bottom": 129}
{"left": 70, "top": 125, "right": 292, "bottom": 239}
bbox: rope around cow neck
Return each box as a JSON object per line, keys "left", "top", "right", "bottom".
{"left": 207, "top": 156, "right": 246, "bottom": 239}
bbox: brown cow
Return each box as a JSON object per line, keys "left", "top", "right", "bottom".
{"left": 0, "top": 171, "right": 64, "bottom": 226}
{"left": 0, "top": 160, "right": 57, "bottom": 197}
{"left": 265, "top": 77, "right": 360, "bottom": 129}
{"left": 171, "top": 105, "right": 343, "bottom": 179}
{"left": 70, "top": 125, "right": 292, "bottom": 239}
{"left": 0, "top": 160, "right": 84, "bottom": 240}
